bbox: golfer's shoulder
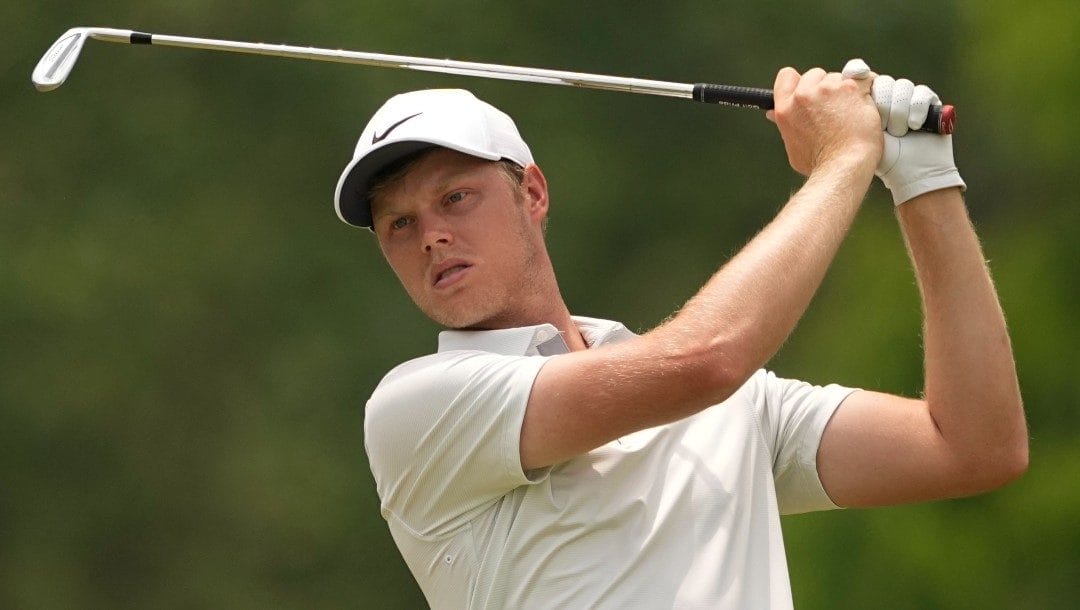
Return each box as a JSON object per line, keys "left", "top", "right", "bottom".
{"left": 726, "top": 368, "right": 772, "bottom": 403}
{"left": 716, "top": 369, "right": 791, "bottom": 420}
{"left": 369, "top": 349, "right": 541, "bottom": 410}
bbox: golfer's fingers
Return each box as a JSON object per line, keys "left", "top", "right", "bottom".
{"left": 872, "top": 74, "right": 895, "bottom": 130}
{"left": 773, "top": 67, "right": 801, "bottom": 104}
{"left": 842, "top": 58, "right": 872, "bottom": 80}
{"left": 841, "top": 59, "right": 876, "bottom": 97}
{"left": 818, "top": 71, "right": 851, "bottom": 100}
{"left": 858, "top": 73, "right": 877, "bottom": 95}
{"left": 797, "top": 67, "right": 828, "bottom": 93}
{"left": 908, "top": 84, "right": 939, "bottom": 131}
{"left": 886, "top": 78, "right": 915, "bottom": 136}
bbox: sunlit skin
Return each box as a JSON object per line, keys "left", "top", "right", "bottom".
{"left": 370, "top": 149, "right": 587, "bottom": 349}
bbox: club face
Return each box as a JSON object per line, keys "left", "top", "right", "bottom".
{"left": 32, "top": 28, "right": 89, "bottom": 91}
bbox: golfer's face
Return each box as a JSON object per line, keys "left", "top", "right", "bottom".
{"left": 371, "top": 149, "right": 538, "bottom": 329}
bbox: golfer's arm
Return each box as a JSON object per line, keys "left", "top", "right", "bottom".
{"left": 521, "top": 154, "right": 876, "bottom": 470}
{"left": 817, "top": 188, "right": 1028, "bottom": 506}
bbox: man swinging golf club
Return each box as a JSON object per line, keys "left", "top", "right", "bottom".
{"left": 335, "top": 59, "right": 1028, "bottom": 608}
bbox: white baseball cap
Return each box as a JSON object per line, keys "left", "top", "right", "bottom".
{"left": 334, "top": 89, "right": 535, "bottom": 230}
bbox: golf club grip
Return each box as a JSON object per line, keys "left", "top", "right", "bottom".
{"left": 691, "top": 83, "right": 955, "bottom": 134}
{"left": 692, "top": 83, "right": 774, "bottom": 109}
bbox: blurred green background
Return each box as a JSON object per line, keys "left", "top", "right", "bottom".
{"left": 3, "top": 1, "right": 1077, "bottom": 608}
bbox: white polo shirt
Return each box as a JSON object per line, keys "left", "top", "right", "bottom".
{"left": 364, "top": 316, "right": 855, "bottom": 609}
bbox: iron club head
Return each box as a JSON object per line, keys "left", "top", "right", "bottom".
{"left": 33, "top": 28, "right": 133, "bottom": 91}
{"left": 32, "top": 28, "right": 90, "bottom": 91}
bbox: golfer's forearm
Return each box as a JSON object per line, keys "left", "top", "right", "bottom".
{"left": 898, "top": 189, "right": 1027, "bottom": 476}
{"left": 657, "top": 154, "right": 875, "bottom": 399}
{"left": 523, "top": 153, "right": 875, "bottom": 469}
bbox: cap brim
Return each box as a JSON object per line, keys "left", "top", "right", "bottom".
{"left": 335, "top": 132, "right": 517, "bottom": 230}
{"left": 334, "top": 141, "right": 438, "bottom": 230}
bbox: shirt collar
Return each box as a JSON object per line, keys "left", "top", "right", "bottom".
{"left": 437, "top": 316, "right": 635, "bottom": 356}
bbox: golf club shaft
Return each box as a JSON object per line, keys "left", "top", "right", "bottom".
{"left": 35, "top": 28, "right": 955, "bottom": 134}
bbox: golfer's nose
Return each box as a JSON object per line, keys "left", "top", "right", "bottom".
{"left": 420, "top": 217, "right": 453, "bottom": 253}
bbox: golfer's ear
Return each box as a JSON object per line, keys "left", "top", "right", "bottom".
{"left": 522, "top": 164, "right": 549, "bottom": 220}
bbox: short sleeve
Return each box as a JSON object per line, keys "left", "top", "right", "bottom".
{"left": 363, "top": 351, "right": 549, "bottom": 537}
{"left": 754, "top": 370, "right": 859, "bottom": 515}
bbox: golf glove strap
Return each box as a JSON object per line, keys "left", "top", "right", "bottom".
{"left": 872, "top": 74, "right": 965, "bottom": 205}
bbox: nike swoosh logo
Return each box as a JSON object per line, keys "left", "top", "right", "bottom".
{"left": 372, "top": 112, "right": 423, "bottom": 144}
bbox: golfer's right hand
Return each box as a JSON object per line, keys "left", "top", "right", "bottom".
{"left": 768, "top": 64, "right": 882, "bottom": 177}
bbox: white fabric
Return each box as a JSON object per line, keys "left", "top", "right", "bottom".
{"left": 876, "top": 130, "right": 966, "bottom": 205}
{"left": 873, "top": 73, "right": 966, "bottom": 205}
{"left": 335, "top": 88, "right": 534, "bottom": 228}
{"left": 842, "top": 60, "right": 966, "bottom": 205}
{"left": 841, "top": 58, "right": 871, "bottom": 80}
{"left": 872, "top": 75, "right": 938, "bottom": 137}
{"left": 364, "top": 316, "right": 856, "bottom": 609}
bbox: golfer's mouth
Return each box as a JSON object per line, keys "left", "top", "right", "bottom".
{"left": 432, "top": 261, "right": 472, "bottom": 288}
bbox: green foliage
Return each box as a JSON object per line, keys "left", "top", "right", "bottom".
{"left": 3, "top": 1, "right": 1076, "bottom": 607}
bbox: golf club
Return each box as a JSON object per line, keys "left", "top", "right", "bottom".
{"left": 32, "top": 27, "right": 955, "bottom": 134}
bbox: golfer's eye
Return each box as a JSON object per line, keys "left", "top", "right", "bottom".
{"left": 390, "top": 216, "right": 412, "bottom": 231}
{"left": 446, "top": 191, "right": 465, "bottom": 205}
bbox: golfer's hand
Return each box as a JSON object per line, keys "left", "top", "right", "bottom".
{"left": 768, "top": 63, "right": 881, "bottom": 177}
{"left": 852, "top": 66, "right": 966, "bottom": 205}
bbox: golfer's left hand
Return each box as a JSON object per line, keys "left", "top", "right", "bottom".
{"left": 843, "top": 60, "right": 966, "bottom": 205}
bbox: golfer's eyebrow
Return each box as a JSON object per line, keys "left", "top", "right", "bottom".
{"left": 372, "top": 205, "right": 405, "bottom": 223}
{"left": 373, "top": 165, "right": 486, "bottom": 222}
{"left": 430, "top": 166, "right": 482, "bottom": 193}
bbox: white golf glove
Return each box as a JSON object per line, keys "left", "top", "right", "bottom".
{"left": 842, "top": 59, "right": 966, "bottom": 205}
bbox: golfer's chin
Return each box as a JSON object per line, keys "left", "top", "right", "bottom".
{"left": 417, "top": 293, "right": 493, "bottom": 330}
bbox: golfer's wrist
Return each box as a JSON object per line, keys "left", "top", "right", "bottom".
{"left": 897, "top": 185, "right": 965, "bottom": 212}
{"left": 886, "top": 170, "right": 966, "bottom": 206}
{"left": 811, "top": 148, "right": 878, "bottom": 183}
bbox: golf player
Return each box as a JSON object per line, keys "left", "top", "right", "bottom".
{"left": 335, "top": 60, "right": 1028, "bottom": 608}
